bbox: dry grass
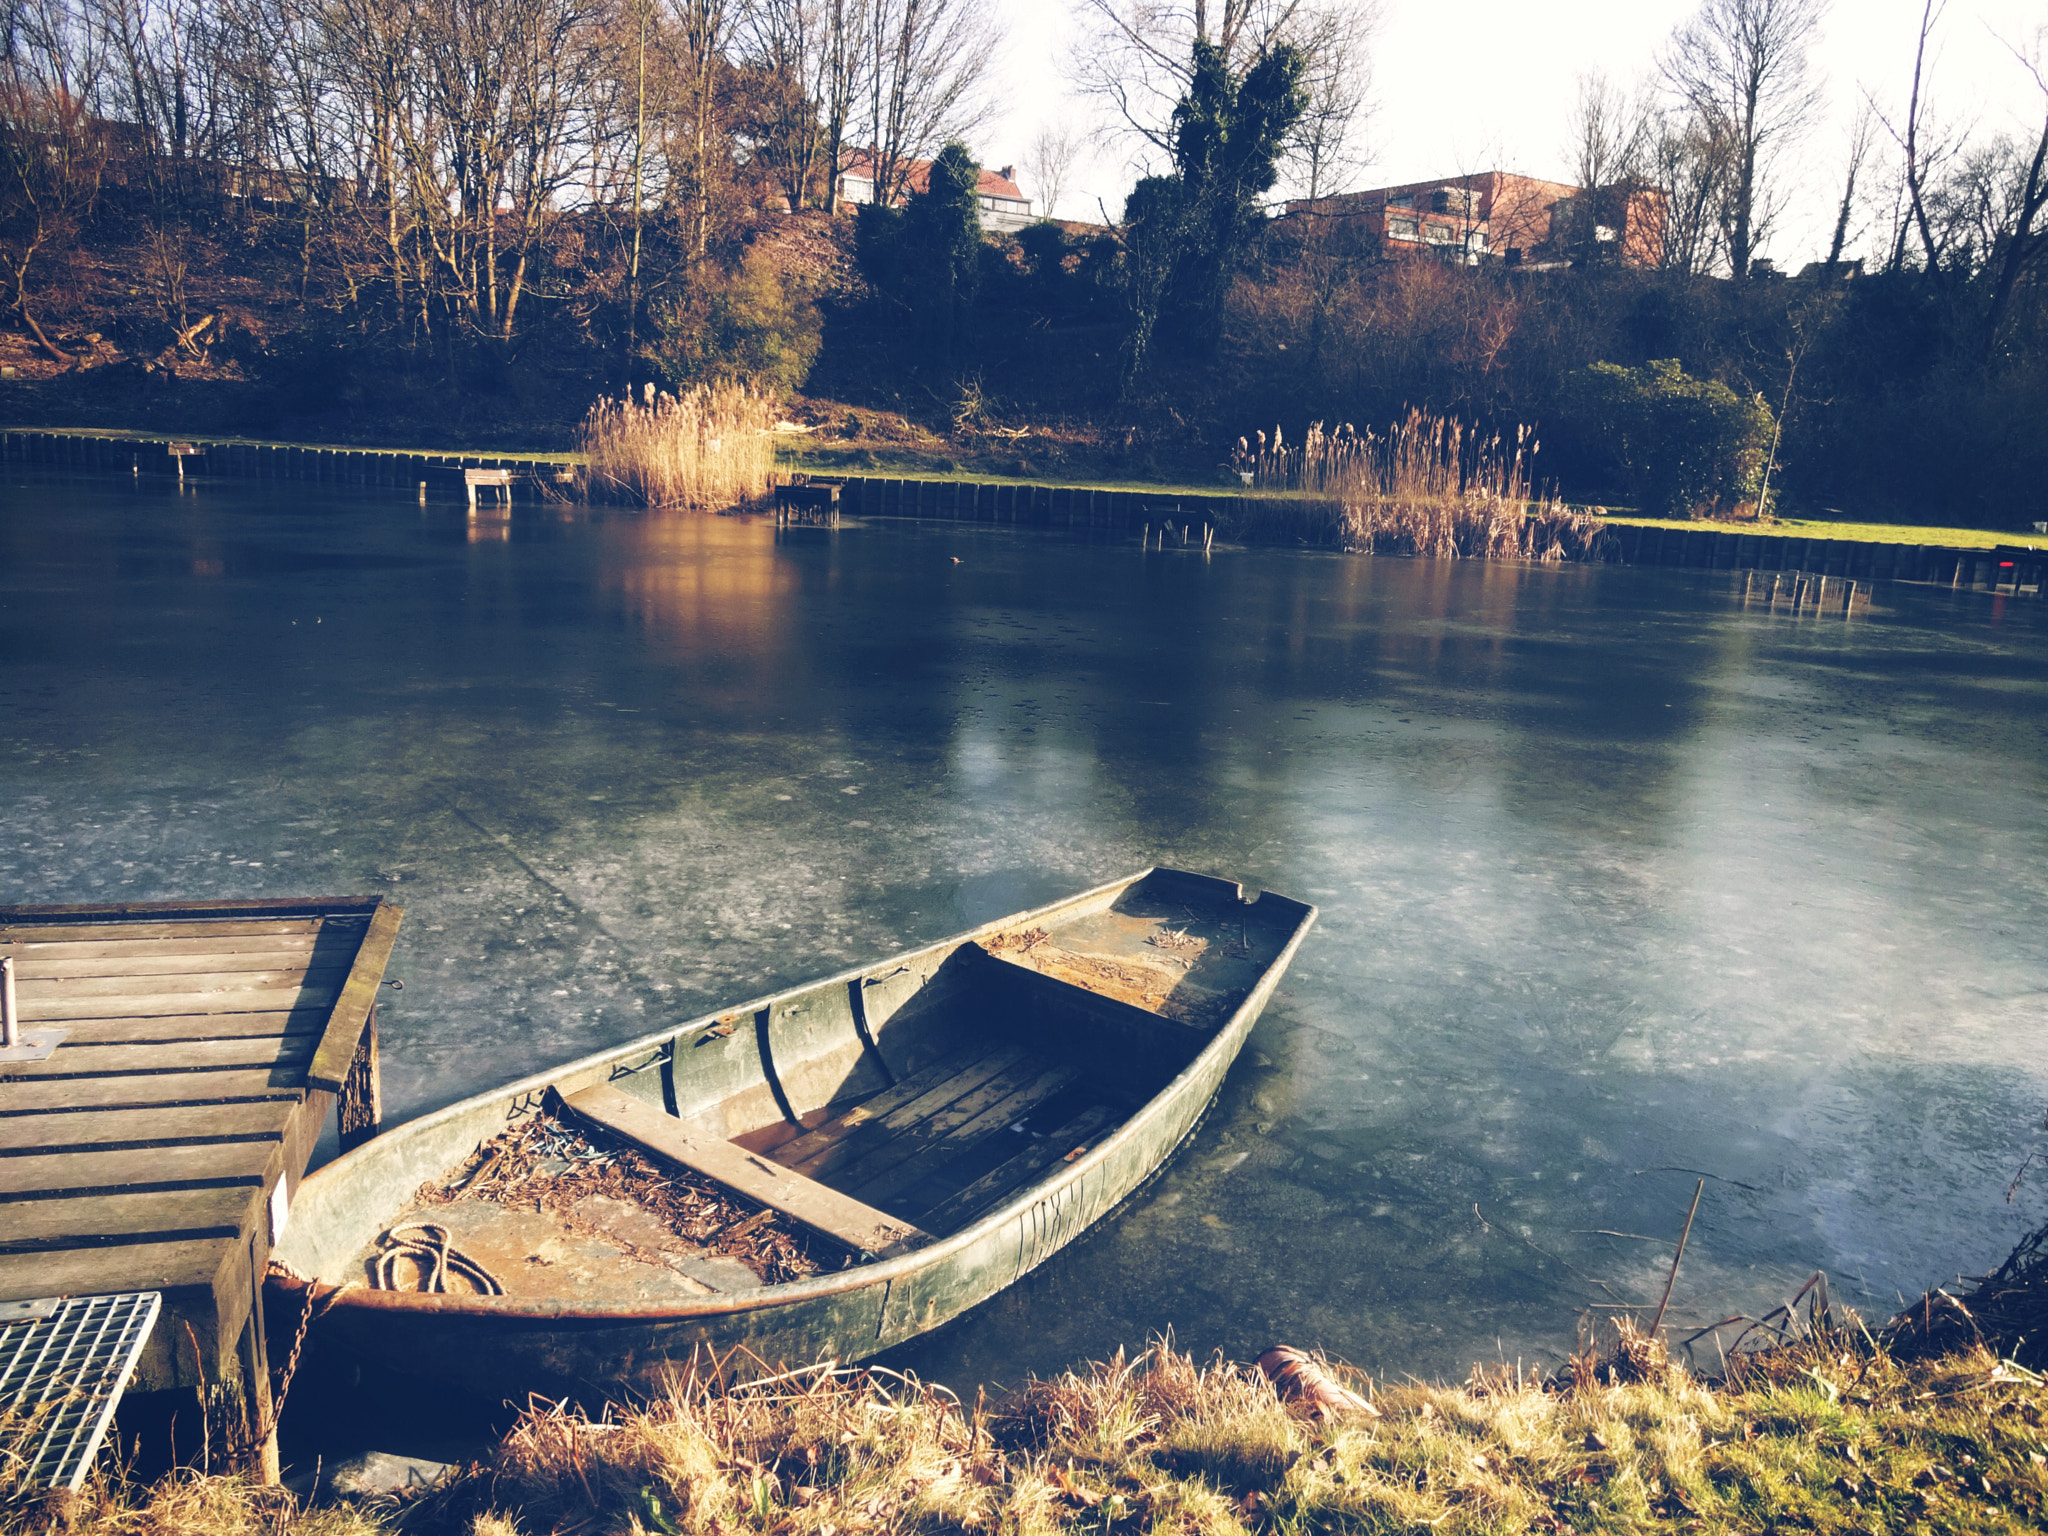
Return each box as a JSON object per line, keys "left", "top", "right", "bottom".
{"left": 17, "top": 1328, "right": 2048, "bottom": 1535}
{"left": 1231, "top": 412, "right": 1609, "bottom": 561}
{"left": 577, "top": 383, "right": 776, "bottom": 509}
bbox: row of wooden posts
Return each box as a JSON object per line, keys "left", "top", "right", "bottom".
{"left": 5, "top": 431, "right": 2040, "bottom": 596}
{"left": 0, "top": 429, "right": 569, "bottom": 496}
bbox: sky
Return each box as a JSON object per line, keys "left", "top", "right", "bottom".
{"left": 978, "top": 0, "right": 2048, "bottom": 267}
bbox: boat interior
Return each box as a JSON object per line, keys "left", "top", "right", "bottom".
{"left": 340, "top": 871, "right": 1303, "bottom": 1302}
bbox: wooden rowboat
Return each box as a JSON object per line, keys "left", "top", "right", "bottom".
{"left": 268, "top": 868, "right": 1315, "bottom": 1399}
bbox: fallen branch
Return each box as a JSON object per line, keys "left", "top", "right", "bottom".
{"left": 18, "top": 306, "right": 72, "bottom": 369}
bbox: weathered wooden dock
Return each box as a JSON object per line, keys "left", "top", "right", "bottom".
{"left": 0, "top": 896, "right": 402, "bottom": 1475}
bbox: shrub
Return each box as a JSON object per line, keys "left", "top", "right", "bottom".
{"left": 645, "top": 247, "right": 821, "bottom": 395}
{"left": 1015, "top": 220, "right": 1070, "bottom": 283}
{"left": 1564, "top": 358, "right": 1775, "bottom": 517}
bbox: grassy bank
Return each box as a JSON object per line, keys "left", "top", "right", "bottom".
{"left": 1602, "top": 513, "right": 2048, "bottom": 553}
{"left": 16, "top": 1331, "right": 2047, "bottom": 1535}
{"left": 9, "top": 422, "right": 2047, "bottom": 553}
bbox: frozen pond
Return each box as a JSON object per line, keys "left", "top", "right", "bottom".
{"left": 3, "top": 470, "right": 2046, "bottom": 1390}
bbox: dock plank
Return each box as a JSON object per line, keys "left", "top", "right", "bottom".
{"left": 556, "top": 1083, "right": 932, "bottom": 1257}
{"left": 19, "top": 985, "right": 339, "bottom": 1022}
{"left": 308, "top": 902, "right": 402, "bottom": 1093}
{"left": 2, "top": 935, "right": 324, "bottom": 962}
{"left": 12, "top": 965, "right": 341, "bottom": 999}
{"left": 3, "top": 1035, "right": 318, "bottom": 1077}
{"left": 0, "top": 1237, "right": 236, "bottom": 1301}
{"left": 0, "top": 1102, "right": 290, "bottom": 1151}
{"left": 15, "top": 949, "right": 330, "bottom": 979}
{"left": 0, "top": 918, "right": 331, "bottom": 944}
{"left": 0, "top": 1139, "right": 281, "bottom": 1195}
{"left": 0, "top": 1186, "right": 255, "bottom": 1247}
{"left": 0, "top": 1072, "right": 306, "bottom": 1112}
{"left": 50, "top": 1009, "right": 329, "bottom": 1045}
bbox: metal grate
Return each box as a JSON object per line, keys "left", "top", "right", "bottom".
{"left": 0, "top": 1292, "right": 161, "bottom": 1492}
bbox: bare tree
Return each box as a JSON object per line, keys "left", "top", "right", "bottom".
{"left": 1561, "top": 71, "right": 1655, "bottom": 260}
{"left": 1661, "top": 0, "right": 1826, "bottom": 279}
{"left": 1067, "top": 0, "right": 1374, "bottom": 193}
{"left": 313, "top": 0, "right": 428, "bottom": 326}
{"left": 1650, "top": 106, "right": 1731, "bottom": 275}
{"left": 741, "top": 0, "right": 826, "bottom": 208}
{"left": 1024, "top": 120, "right": 1078, "bottom": 218}
{"left": 665, "top": 0, "right": 738, "bottom": 261}
{"left": 0, "top": 0, "right": 109, "bottom": 363}
{"left": 1980, "top": 34, "right": 2048, "bottom": 360}
{"left": 818, "top": 0, "right": 865, "bottom": 209}
{"left": 860, "top": 0, "right": 993, "bottom": 206}
{"left": 1864, "top": 0, "right": 1967, "bottom": 274}
{"left": 1566, "top": 72, "right": 1652, "bottom": 193}
{"left": 1823, "top": 99, "right": 1874, "bottom": 266}
{"left": 1284, "top": 0, "right": 1374, "bottom": 199}
{"left": 385, "top": 0, "right": 608, "bottom": 338}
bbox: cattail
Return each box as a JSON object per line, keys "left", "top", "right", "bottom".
{"left": 1230, "top": 407, "right": 1602, "bottom": 563}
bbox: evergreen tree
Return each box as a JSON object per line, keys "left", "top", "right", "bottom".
{"left": 903, "top": 142, "right": 984, "bottom": 349}
{"left": 1119, "top": 40, "right": 1306, "bottom": 386}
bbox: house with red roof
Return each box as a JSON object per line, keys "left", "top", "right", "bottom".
{"left": 836, "top": 151, "right": 1036, "bottom": 233}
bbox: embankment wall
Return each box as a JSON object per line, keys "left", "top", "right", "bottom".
{"left": 5, "top": 432, "right": 2039, "bottom": 596}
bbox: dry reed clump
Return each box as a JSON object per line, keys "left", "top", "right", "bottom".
{"left": 1230, "top": 412, "right": 1609, "bottom": 562}
{"left": 576, "top": 382, "right": 776, "bottom": 509}
{"left": 0, "top": 1413, "right": 382, "bottom": 1536}
{"left": 19, "top": 1332, "right": 2048, "bottom": 1534}
{"left": 1884, "top": 1210, "right": 2048, "bottom": 1371}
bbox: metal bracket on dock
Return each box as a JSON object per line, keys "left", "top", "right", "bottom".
{"left": 0, "top": 955, "right": 64, "bottom": 1062}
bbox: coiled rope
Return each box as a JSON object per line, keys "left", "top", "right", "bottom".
{"left": 369, "top": 1222, "right": 505, "bottom": 1296}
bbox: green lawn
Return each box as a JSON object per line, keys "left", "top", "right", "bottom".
{"left": 1600, "top": 511, "right": 2048, "bottom": 551}
{"left": 781, "top": 448, "right": 1244, "bottom": 497}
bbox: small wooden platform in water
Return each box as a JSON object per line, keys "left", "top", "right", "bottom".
{"left": 0, "top": 896, "right": 401, "bottom": 1470}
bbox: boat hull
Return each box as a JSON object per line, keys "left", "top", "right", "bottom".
{"left": 272, "top": 868, "right": 1313, "bottom": 1400}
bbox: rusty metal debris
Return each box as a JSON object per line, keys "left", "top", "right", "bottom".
{"left": 1258, "top": 1345, "right": 1378, "bottom": 1419}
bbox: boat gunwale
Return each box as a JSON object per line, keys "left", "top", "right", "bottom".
{"left": 271, "top": 868, "right": 1317, "bottom": 1322}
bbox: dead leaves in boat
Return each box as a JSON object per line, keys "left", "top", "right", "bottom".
{"left": 982, "top": 927, "right": 1049, "bottom": 953}
{"left": 418, "top": 1112, "right": 833, "bottom": 1285}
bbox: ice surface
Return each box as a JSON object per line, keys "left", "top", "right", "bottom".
{"left": 1, "top": 473, "right": 2044, "bottom": 1389}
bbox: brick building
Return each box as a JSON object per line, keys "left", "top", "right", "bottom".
{"left": 1285, "top": 170, "right": 1666, "bottom": 268}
